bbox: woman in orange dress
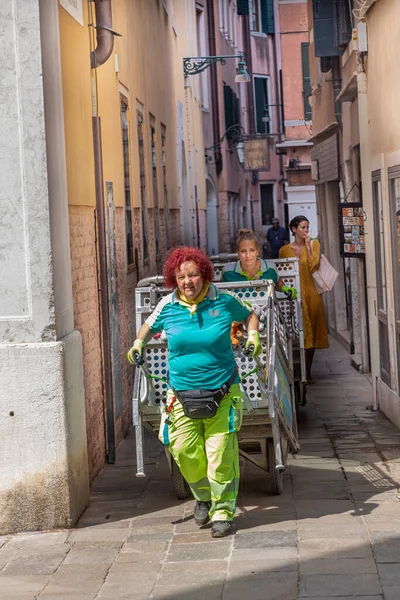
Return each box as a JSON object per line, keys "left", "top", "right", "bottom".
{"left": 279, "top": 215, "right": 328, "bottom": 384}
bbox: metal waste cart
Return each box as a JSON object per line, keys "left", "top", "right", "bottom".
{"left": 211, "top": 254, "right": 308, "bottom": 416}
{"left": 132, "top": 276, "right": 300, "bottom": 497}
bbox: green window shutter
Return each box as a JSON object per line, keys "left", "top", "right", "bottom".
{"left": 254, "top": 77, "right": 266, "bottom": 134}
{"left": 261, "top": 0, "right": 275, "bottom": 34}
{"left": 224, "top": 85, "right": 234, "bottom": 131}
{"left": 301, "top": 42, "right": 312, "bottom": 121}
{"left": 237, "top": 0, "right": 249, "bottom": 16}
{"left": 235, "top": 96, "right": 241, "bottom": 127}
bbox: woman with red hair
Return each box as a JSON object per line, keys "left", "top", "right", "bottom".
{"left": 128, "top": 246, "right": 261, "bottom": 538}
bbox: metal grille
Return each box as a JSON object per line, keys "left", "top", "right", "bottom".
{"left": 134, "top": 280, "right": 292, "bottom": 411}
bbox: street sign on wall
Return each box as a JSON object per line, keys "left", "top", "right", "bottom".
{"left": 243, "top": 136, "right": 271, "bottom": 172}
{"left": 59, "top": 0, "right": 83, "bottom": 26}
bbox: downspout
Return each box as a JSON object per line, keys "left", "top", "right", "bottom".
{"left": 331, "top": 56, "right": 342, "bottom": 127}
{"left": 242, "top": 15, "right": 255, "bottom": 134}
{"left": 90, "top": 0, "right": 119, "bottom": 463}
{"left": 207, "top": 0, "right": 223, "bottom": 174}
{"left": 90, "top": 0, "right": 120, "bottom": 69}
{"left": 271, "top": 12, "right": 285, "bottom": 215}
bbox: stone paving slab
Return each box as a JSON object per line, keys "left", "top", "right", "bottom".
{"left": 299, "top": 573, "right": 382, "bottom": 597}
{"left": 5, "top": 338, "right": 400, "bottom": 599}
{"left": 223, "top": 572, "right": 298, "bottom": 600}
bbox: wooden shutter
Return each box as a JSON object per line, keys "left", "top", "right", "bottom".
{"left": 224, "top": 85, "right": 234, "bottom": 131}
{"left": 301, "top": 42, "right": 312, "bottom": 121}
{"left": 261, "top": 0, "right": 274, "bottom": 34}
{"left": 237, "top": 0, "right": 249, "bottom": 16}
{"left": 312, "top": 0, "right": 340, "bottom": 57}
{"left": 254, "top": 77, "right": 266, "bottom": 134}
{"left": 337, "top": 0, "right": 352, "bottom": 48}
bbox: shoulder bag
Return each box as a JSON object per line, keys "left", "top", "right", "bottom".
{"left": 312, "top": 253, "right": 339, "bottom": 294}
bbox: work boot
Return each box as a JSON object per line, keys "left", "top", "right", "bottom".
{"left": 211, "top": 520, "right": 232, "bottom": 538}
{"left": 194, "top": 501, "right": 211, "bottom": 526}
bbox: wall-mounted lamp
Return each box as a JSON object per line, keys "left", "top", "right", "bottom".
{"left": 183, "top": 52, "right": 250, "bottom": 83}
{"left": 204, "top": 124, "right": 246, "bottom": 166}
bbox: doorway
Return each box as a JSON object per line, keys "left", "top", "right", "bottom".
{"left": 206, "top": 178, "right": 219, "bottom": 256}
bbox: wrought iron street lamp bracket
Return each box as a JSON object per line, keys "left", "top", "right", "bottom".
{"left": 183, "top": 53, "right": 245, "bottom": 78}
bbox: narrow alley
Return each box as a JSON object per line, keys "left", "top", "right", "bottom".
{"left": 2, "top": 337, "right": 400, "bottom": 600}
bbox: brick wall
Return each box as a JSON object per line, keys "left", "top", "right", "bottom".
{"left": 69, "top": 203, "right": 182, "bottom": 481}
{"left": 114, "top": 208, "right": 136, "bottom": 448}
{"left": 69, "top": 206, "right": 105, "bottom": 482}
{"left": 287, "top": 169, "right": 312, "bottom": 186}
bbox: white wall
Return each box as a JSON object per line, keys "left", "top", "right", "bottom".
{"left": 286, "top": 185, "right": 318, "bottom": 238}
{"left": 0, "top": 0, "right": 89, "bottom": 534}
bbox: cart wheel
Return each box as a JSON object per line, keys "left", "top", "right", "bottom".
{"left": 267, "top": 438, "right": 284, "bottom": 495}
{"left": 172, "top": 460, "right": 190, "bottom": 500}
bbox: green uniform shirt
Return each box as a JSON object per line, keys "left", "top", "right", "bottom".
{"left": 145, "top": 284, "right": 251, "bottom": 391}
{"left": 221, "top": 259, "right": 279, "bottom": 283}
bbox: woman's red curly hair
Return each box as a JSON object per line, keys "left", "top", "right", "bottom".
{"left": 163, "top": 246, "right": 214, "bottom": 288}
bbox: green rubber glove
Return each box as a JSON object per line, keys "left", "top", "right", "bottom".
{"left": 245, "top": 330, "right": 262, "bottom": 358}
{"left": 127, "top": 339, "right": 145, "bottom": 365}
{"left": 281, "top": 285, "right": 297, "bottom": 300}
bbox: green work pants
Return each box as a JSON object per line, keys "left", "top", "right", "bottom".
{"left": 166, "top": 383, "right": 243, "bottom": 522}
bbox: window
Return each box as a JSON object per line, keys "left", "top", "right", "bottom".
{"left": 301, "top": 42, "right": 312, "bottom": 121}
{"left": 388, "top": 168, "right": 400, "bottom": 389}
{"left": 254, "top": 76, "right": 271, "bottom": 134}
{"left": 161, "top": 125, "right": 170, "bottom": 249}
{"left": 249, "top": 0, "right": 260, "bottom": 31}
{"left": 120, "top": 97, "right": 134, "bottom": 266}
{"left": 196, "top": 5, "right": 209, "bottom": 110}
{"left": 249, "top": 0, "right": 274, "bottom": 34}
{"left": 150, "top": 118, "right": 160, "bottom": 256}
{"left": 260, "top": 184, "right": 274, "bottom": 226}
{"left": 137, "top": 110, "right": 149, "bottom": 260}
{"left": 223, "top": 84, "right": 241, "bottom": 134}
{"left": 237, "top": 0, "right": 250, "bottom": 16}
{"left": 372, "top": 172, "right": 390, "bottom": 385}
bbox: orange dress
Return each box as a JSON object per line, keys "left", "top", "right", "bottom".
{"left": 279, "top": 240, "right": 328, "bottom": 350}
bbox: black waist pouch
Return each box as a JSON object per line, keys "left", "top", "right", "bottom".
{"left": 173, "top": 368, "right": 238, "bottom": 420}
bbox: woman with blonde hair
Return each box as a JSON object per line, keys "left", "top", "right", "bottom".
{"left": 221, "top": 229, "right": 296, "bottom": 298}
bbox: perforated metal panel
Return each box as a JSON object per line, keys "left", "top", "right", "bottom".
{"left": 135, "top": 279, "right": 296, "bottom": 411}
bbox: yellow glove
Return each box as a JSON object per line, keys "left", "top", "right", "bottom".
{"left": 245, "top": 330, "right": 262, "bottom": 358}
{"left": 127, "top": 339, "right": 145, "bottom": 365}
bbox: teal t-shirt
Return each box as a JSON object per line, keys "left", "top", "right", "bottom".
{"left": 221, "top": 259, "right": 279, "bottom": 283}
{"left": 145, "top": 284, "right": 251, "bottom": 390}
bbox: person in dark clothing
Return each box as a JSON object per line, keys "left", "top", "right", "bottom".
{"left": 266, "top": 218, "right": 289, "bottom": 259}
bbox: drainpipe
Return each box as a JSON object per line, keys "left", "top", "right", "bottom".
{"left": 331, "top": 56, "right": 342, "bottom": 127}
{"left": 242, "top": 15, "right": 255, "bottom": 134}
{"left": 207, "top": 0, "right": 223, "bottom": 174}
{"left": 90, "top": 0, "right": 119, "bottom": 69}
{"left": 90, "top": 0, "right": 119, "bottom": 463}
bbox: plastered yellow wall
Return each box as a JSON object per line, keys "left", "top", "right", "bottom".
{"left": 59, "top": 2, "right": 95, "bottom": 207}
{"left": 59, "top": 0, "right": 206, "bottom": 212}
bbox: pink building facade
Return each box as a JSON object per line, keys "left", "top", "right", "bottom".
{"left": 198, "top": 1, "right": 288, "bottom": 254}
{"left": 277, "top": 0, "right": 316, "bottom": 237}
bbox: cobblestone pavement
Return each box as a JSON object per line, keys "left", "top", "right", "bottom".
{"left": 2, "top": 337, "right": 400, "bottom": 599}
